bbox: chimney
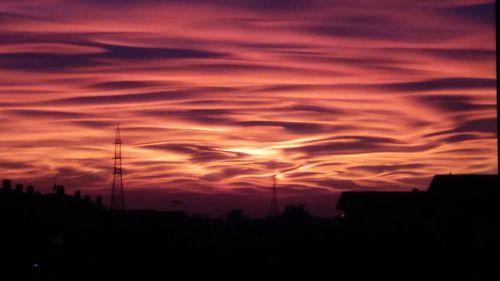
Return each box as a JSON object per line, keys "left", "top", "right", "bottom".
{"left": 74, "top": 190, "right": 81, "bottom": 200}
{"left": 56, "top": 185, "right": 65, "bottom": 195}
{"left": 2, "top": 179, "right": 12, "bottom": 190}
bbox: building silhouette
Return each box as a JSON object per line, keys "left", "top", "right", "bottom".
{"left": 0, "top": 173, "right": 497, "bottom": 280}
{"left": 336, "top": 174, "right": 498, "bottom": 223}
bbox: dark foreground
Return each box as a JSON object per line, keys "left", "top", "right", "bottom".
{"left": 1, "top": 175, "right": 498, "bottom": 280}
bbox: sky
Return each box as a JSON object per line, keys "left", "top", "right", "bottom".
{"left": 0, "top": 0, "right": 497, "bottom": 217}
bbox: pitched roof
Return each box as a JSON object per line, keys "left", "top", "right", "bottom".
{"left": 428, "top": 174, "right": 498, "bottom": 199}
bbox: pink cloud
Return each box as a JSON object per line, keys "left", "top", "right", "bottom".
{"left": 0, "top": 0, "right": 496, "bottom": 217}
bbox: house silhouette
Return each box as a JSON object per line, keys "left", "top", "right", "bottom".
{"left": 336, "top": 174, "right": 499, "bottom": 223}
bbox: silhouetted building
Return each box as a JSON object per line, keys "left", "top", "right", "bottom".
{"left": 336, "top": 191, "right": 426, "bottom": 220}
{"left": 282, "top": 204, "right": 311, "bottom": 220}
{"left": 427, "top": 174, "right": 498, "bottom": 221}
{"left": 74, "top": 190, "right": 81, "bottom": 200}
{"left": 3, "top": 179, "right": 12, "bottom": 190}
{"left": 226, "top": 209, "right": 245, "bottom": 221}
{"left": 96, "top": 196, "right": 103, "bottom": 207}
{"left": 15, "top": 184, "right": 23, "bottom": 193}
{"left": 26, "top": 185, "right": 34, "bottom": 195}
{"left": 336, "top": 174, "right": 498, "bottom": 222}
{"left": 0, "top": 174, "right": 497, "bottom": 280}
{"left": 84, "top": 195, "right": 91, "bottom": 202}
{"left": 55, "top": 185, "right": 65, "bottom": 195}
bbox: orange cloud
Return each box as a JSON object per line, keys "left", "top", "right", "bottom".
{"left": 0, "top": 0, "right": 496, "bottom": 217}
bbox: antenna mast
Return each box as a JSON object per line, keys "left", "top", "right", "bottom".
{"left": 270, "top": 174, "right": 279, "bottom": 217}
{"left": 110, "top": 124, "right": 125, "bottom": 210}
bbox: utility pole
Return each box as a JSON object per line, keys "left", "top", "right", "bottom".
{"left": 270, "top": 174, "right": 279, "bottom": 217}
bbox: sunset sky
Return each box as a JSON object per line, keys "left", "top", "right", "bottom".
{"left": 0, "top": 0, "right": 496, "bottom": 216}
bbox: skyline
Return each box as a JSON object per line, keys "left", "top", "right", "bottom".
{"left": 0, "top": 0, "right": 497, "bottom": 216}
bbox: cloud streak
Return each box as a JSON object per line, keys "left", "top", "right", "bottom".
{"left": 0, "top": 0, "right": 496, "bottom": 217}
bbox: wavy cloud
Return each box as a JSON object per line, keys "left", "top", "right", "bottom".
{"left": 0, "top": 0, "right": 496, "bottom": 217}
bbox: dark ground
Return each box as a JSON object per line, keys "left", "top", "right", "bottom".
{"left": 0, "top": 181, "right": 498, "bottom": 281}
